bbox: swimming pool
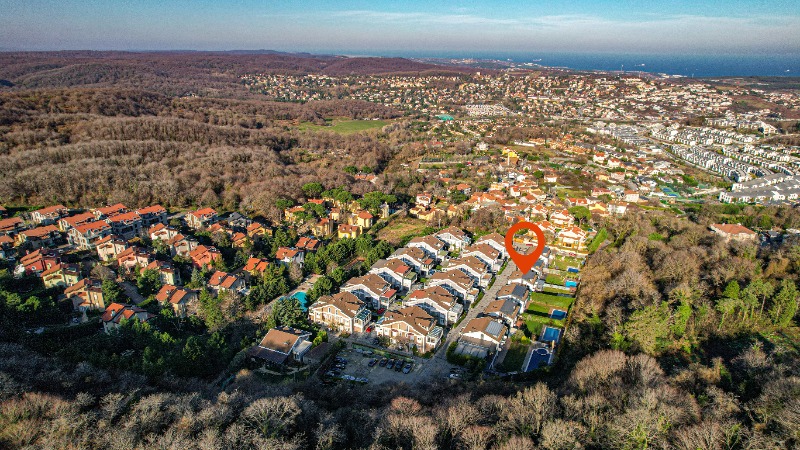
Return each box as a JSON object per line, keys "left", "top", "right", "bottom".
{"left": 550, "top": 309, "right": 567, "bottom": 320}
{"left": 541, "top": 326, "right": 561, "bottom": 343}
{"left": 525, "top": 347, "right": 551, "bottom": 371}
{"left": 292, "top": 291, "right": 309, "bottom": 311}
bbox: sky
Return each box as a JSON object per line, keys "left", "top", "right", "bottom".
{"left": 0, "top": 0, "right": 799, "bottom": 56}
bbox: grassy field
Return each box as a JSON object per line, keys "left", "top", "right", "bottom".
{"left": 530, "top": 292, "right": 574, "bottom": 310}
{"left": 545, "top": 274, "right": 566, "bottom": 286}
{"left": 376, "top": 217, "right": 432, "bottom": 246}
{"left": 297, "top": 119, "right": 388, "bottom": 134}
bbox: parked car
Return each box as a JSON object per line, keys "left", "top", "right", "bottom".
{"left": 394, "top": 361, "right": 404, "bottom": 372}
{"left": 387, "top": 359, "right": 395, "bottom": 369}
{"left": 402, "top": 363, "right": 412, "bottom": 374}
{"left": 368, "top": 358, "right": 378, "bottom": 367}
{"left": 379, "top": 357, "right": 388, "bottom": 367}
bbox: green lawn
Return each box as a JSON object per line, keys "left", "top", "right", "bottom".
{"left": 588, "top": 228, "right": 608, "bottom": 253}
{"left": 297, "top": 119, "right": 388, "bottom": 134}
{"left": 545, "top": 274, "right": 565, "bottom": 286}
{"left": 496, "top": 335, "right": 530, "bottom": 372}
{"left": 543, "top": 286, "right": 574, "bottom": 295}
{"left": 552, "top": 255, "right": 584, "bottom": 271}
{"left": 529, "top": 292, "right": 574, "bottom": 310}
{"left": 523, "top": 314, "right": 565, "bottom": 336}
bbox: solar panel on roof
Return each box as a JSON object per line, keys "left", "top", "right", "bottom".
{"left": 485, "top": 320, "right": 503, "bottom": 336}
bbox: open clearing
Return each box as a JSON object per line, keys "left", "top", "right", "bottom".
{"left": 297, "top": 119, "right": 388, "bottom": 134}
{"left": 377, "top": 217, "right": 431, "bottom": 246}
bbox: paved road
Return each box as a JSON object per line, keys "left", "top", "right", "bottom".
{"left": 120, "top": 280, "right": 145, "bottom": 305}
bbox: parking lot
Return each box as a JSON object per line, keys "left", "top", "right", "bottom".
{"left": 323, "top": 346, "right": 435, "bottom": 384}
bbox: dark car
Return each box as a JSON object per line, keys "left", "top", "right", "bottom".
{"left": 379, "top": 357, "right": 388, "bottom": 367}
{"left": 394, "top": 361, "right": 404, "bottom": 372}
{"left": 402, "top": 363, "right": 412, "bottom": 374}
{"left": 368, "top": 358, "right": 378, "bottom": 367}
{"left": 386, "top": 359, "right": 395, "bottom": 369}
{"left": 372, "top": 338, "right": 381, "bottom": 345}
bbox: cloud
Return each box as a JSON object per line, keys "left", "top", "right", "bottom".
{"left": 332, "top": 10, "right": 521, "bottom": 26}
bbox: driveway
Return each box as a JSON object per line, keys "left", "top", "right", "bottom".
{"left": 120, "top": 280, "right": 145, "bottom": 305}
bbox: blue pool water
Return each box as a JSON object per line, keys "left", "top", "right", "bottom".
{"left": 292, "top": 292, "right": 309, "bottom": 311}
{"left": 565, "top": 280, "right": 578, "bottom": 288}
{"left": 525, "top": 348, "right": 551, "bottom": 371}
{"left": 550, "top": 309, "right": 567, "bottom": 320}
{"left": 541, "top": 326, "right": 561, "bottom": 343}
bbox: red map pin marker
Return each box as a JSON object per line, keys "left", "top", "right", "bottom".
{"left": 505, "top": 221, "right": 546, "bottom": 274}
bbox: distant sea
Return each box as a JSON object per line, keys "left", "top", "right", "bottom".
{"left": 357, "top": 50, "right": 800, "bottom": 78}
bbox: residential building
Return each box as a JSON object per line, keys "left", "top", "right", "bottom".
{"left": 16, "top": 249, "right": 60, "bottom": 276}
{"left": 462, "top": 243, "right": 503, "bottom": 272}
{"left": 135, "top": 205, "right": 168, "bottom": 228}
{"left": 435, "top": 226, "right": 471, "bottom": 250}
{"left": 353, "top": 210, "right": 374, "bottom": 229}
{"left": 31, "top": 205, "right": 68, "bottom": 225}
{"left": 369, "top": 259, "right": 417, "bottom": 291}
{"left": 92, "top": 204, "right": 127, "bottom": 220}
{"left": 276, "top": 247, "right": 304, "bottom": 266}
{"left": 105, "top": 211, "right": 143, "bottom": 240}
{"left": 95, "top": 236, "right": 128, "bottom": 261}
{"left": 387, "top": 247, "right": 435, "bottom": 276}
{"left": 496, "top": 283, "right": 531, "bottom": 309}
{"left": 102, "top": 302, "right": 154, "bottom": 333}
{"left": 116, "top": 247, "right": 152, "bottom": 272}
{"left": 404, "top": 286, "right": 463, "bottom": 325}
{"left": 15, "top": 225, "right": 61, "bottom": 249}
{"left": 168, "top": 233, "right": 198, "bottom": 258}
{"left": 68, "top": 221, "right": 112, "bottom": 250}
{"left": 243, "top": 257, "right": 271, "bottom": 275}
{"left": 208, "top": 271, "right": 245, "bottom": 294}
{"left": 247, "top": 222, "right": 270, "bottom": 238}
{"left": 556, "top": 226, "right": 588, "bottom": 250}
{"left": 58, "top": 212, "right": 95, "bottom": 232}
{"left": 341, "top": 274, "right": 397, "bottom": 309}
{"left": 144, "top": 260, "right": 180, "bottom": 285}
{"left": 338, "top": 224, "right": 362, "bottom": 239}
{"left": 296, "top": 236, "right": 321, "bottom": 252}
{"left": 185, "top": 207, "right": 218, "bottom": 230}
{"left": 476, "top": 232, "right": 508, "bottom": 258}
{"left": 376, "top": 306, "right": 443, "bottom": 353}
{"left": 41, "top": 263, "right": 81, "bottom": 289}
{"left": 709, "top": 223, "right": 757, "bottom": 242}
{"left": 427, "top": 270, "right": 479, "bottom": 306}
{"left": 65, "top": 278, "right": 105, "bottom": 311}
{"left": 155, "top": 285, "right": 197, "bottom": 318}
{"left": 308, "top": 291, "right": 371, "bottom": 334}
{"left": 149, "top": 223, "right": 179, "bottom": 242}
{"left": 0, "top": 217, "right": 25, "bottom": 236}
{"left": 549, "top": 210, "right": 574, "bottom": 228}
{"left": 442, "top": 255, "right": 491, "bottom": 288}
{"left": 457, "top": 317, "right": 508, "bottom": 357}
{"left": 248, "top": 326, "right": 313, "bottom": 366}
{"left": 407, "top": 235, "right": 447, "bottom": 262}
{"left": 189, "top": 245, "right": 221, "bottom": 269}
{"left": 483, "top": 298, "right": 521, "bottom": 328}
{"left": 313, "top": 218, "right": 334, "bottom": 237}
{"left": 507, "top": 269, "right": 540, "bottom": 291}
